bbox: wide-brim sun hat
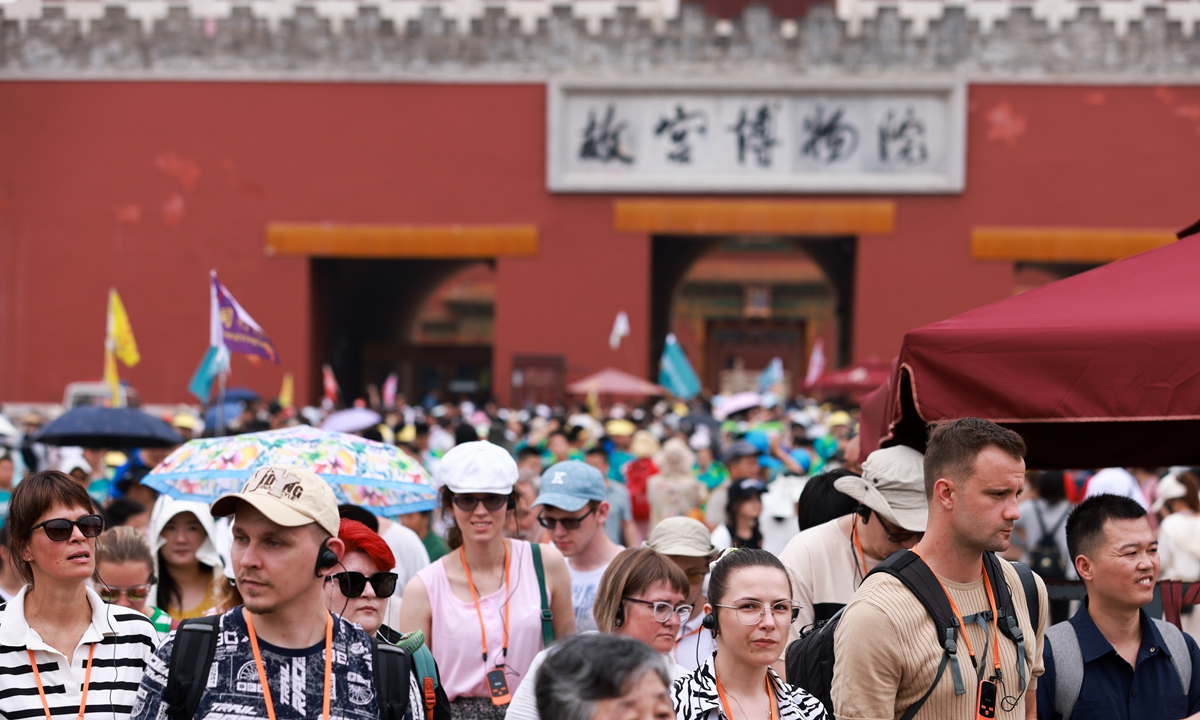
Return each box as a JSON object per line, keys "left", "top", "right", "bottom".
{"left": 834, "top": 445, "right": 928, "bottom": 532}
{"left": 644, "top": 516, "right": 717, "bottom": 557}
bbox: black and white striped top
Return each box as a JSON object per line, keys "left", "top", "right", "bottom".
{"left": 0, "top": 585, "right": 159, "bottom": 720}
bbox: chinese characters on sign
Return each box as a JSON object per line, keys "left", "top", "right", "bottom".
{"left": 550, "top": 83, "right": 964, "bottom": 193}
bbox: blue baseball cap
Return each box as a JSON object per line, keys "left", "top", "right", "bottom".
{"left": 532, "top": 460, "right": 607, "bottom": 512}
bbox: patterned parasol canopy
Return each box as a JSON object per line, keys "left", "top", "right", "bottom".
{"left": 143, "top": 425, "right": 436, "bottom": 515}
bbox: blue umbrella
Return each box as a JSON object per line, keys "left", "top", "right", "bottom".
{"left": 223, "top": 387, "right": 261, "bottom": 404}
{"left": 204, "top": 402, "right": 245, "bottom": 430}
{"left": 34, "top": 407, "right": 182, "bottom": 449}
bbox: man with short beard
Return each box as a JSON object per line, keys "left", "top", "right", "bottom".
{"left": 132, "top": 465, "right": 386, "bottom": 720}
{"left": 833, "top": 418, "right": 1049, "bottom": 720}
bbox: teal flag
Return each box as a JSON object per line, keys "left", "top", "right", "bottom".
{"left": 188, "top": 346, "right": 222, "bottom": 403}
{"left": 659, "top": 334, "right": 701, "bottom": 399}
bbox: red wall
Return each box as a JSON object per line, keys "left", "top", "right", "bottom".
{"left": 0, "top": 81, "right": 1196, "bottom": 405}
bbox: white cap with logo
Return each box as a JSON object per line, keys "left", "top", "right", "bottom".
{"left": 211, "top": 465, "right": 341, "bottom": 537}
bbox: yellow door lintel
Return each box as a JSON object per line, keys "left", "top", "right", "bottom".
{"left": 972, "top": 227, "right": 1176, "bottom": 263}
{"left": 613, "top": 200, "right": 895, "bottom": 236}
{"left": 266, "top": 223, "right": 538, "bottom": 258}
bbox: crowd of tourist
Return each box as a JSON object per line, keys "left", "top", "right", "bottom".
{"left": 0, "top": 392, "right": 1195, "bottom": 720}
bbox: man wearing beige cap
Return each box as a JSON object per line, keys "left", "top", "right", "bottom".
{"left": 778, "top": 444, "right": 927, "bottom": 662}
{"left": 133, "top": 465, "right": 401, "bottom": 720}
{"left": 644, "top": 516, "right": 719, "bottom": 672}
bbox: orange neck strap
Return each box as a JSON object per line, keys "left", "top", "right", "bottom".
{"left": 29, "top": 643, "right": 94, "bottom": 720}
{"left": 911, "top": 549, "right": 1002, "bottom": 673}
{"left": 245, "top": 610, "right": 334, "bottom": 720}
{"left": 715, "top": 665, "right": 778, "bottom": 720}
{"left": 461, "top": 542, "right": 511, "bottom": 666}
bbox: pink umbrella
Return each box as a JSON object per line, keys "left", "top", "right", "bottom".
{"left": 567, "top": 368, "right": 669, "bottom": 397}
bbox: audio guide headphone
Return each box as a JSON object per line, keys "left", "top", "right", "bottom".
{"left": 702, "top": 612, "right": 717, "bottom": 636}
{"left": 856, "top": 505, "right": 872, "bottom": 522}
{"left": 615, "top": 601, "right": 625, "bottom": 628}
{"left": 314, "top": 538, "right": 339, "bottom": 577}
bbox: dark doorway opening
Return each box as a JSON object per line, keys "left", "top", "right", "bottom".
{"left": 310, "top": 259, "right": 494, "bottom": 405}
{"left": 650, "top": 235, "right": 856, "bottom": 394}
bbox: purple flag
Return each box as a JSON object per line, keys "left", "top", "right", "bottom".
{"left": 212, "top": 271, "right": 279, "bottom": 364}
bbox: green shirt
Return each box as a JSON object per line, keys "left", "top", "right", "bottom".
{"left": 422, "top": 531, "right": 449, "bottom": 562}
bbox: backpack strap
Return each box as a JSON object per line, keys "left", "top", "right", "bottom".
{"left": 984, "top": 554, "right": 1031, "bottom": 691}
{"left": 530, "top": 543, "right": 555, "bottom": 648}
{"left": 1045, "top": 622, "right": 1083, "bottom": 720}
{"left": 373, "top": 638, "right": 412, "bottom": 720}
{"left": 164, "top": 615, "right": 221, "bottom": 720}
{"left": 868, "top": 550, "right": 967, "bottom": 701}
{"left": 1152, "top": 618, "right": 1193, "bottom": 697}
{"left": 1033, "top": 502, "right": 1049, "bottom": 536}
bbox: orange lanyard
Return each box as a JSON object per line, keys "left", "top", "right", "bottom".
{"left": 461, "top": 543, "right": 511, "bottom": 666}
{"left": 851, "top": 520, "right": 869, "bottom": 580}
{"left": 29, "top": 644, "right": 94, "bottom": 720}
{"left": 245, "top": 610, "right": 333, "bottom": 720}
{"left": 913, "top": 550, "right": 1002, "bottom": 674}
{"left": 715, "top": 667, "right": 778, "bottom": 720}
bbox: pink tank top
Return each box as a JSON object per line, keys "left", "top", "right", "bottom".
{"left": 416, "top": 539, "right": 548, "bottom": 701}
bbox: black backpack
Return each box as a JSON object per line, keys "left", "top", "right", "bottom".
{"left": 785, "top": 550, "right": 1040, "bottom": 720}
{"left": 163, "top": 615, "right": 450, "bottom": 720}
{"left": 1028, "top": 503, "right": 1069, "bottom": 580}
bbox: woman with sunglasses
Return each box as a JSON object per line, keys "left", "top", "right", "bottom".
{"left": 400, "top": 441, "right": 575, "bottom": 720}
{"left": 324, "top": 518, "right": 400, "bottom": 639}
{"left": 95, "top": 526, "right": 173, "bottom": 641}
{"left": 0, "top": 471, "right": 158, "bottom": 720}
{"left": 148, "top": 496, "right": 224, "bottom": 621}
{"left": 505, "top": 546, "right": 693, "bottom": 720}
{"left": 672, "top": 548, "right": 827, "bottom": 720}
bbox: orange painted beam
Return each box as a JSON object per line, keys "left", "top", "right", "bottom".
{"left": 265, "top": 224, "right": 538, "bottom": 258}
{"left": 613, "top": 200, "right": 895, "bottom": 236}
{"left": 972, "top": 227, "right": 1176, "bottom": 263}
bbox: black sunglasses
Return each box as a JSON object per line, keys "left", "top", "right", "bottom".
{"left": 878, "top": 516, "right": 923, "bottom": 544}
{"left": 537, "top": 507, "right": 596, "bottom": 531}
{"left": 452, "top": 494, "right": 509, "bottom": 512}
{"left": 328, "top": 571, "right": 398, "bottom": 598}
{"left": 32, "top": 514, "right": 104, "bottom": 542}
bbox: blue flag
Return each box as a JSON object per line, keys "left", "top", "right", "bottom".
{"left": 188, "top": 346, "right": 225, "bottom": 403}
{"left": 659, "top": 334, "right": 701, "bottom": 400}
{"left": 757, "top": 357, "right": 784, "bottom": 393}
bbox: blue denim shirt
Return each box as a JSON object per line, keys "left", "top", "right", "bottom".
{"left": 1036, "top": 603, "right": 1200, "bottom": 720}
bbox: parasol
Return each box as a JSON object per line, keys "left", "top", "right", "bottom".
{"left": 34, "top": 407, "right": 182, "bottom": 449}
{"left": 143, "top": 425, "right": 436, "bottom": 515}
{"left": 566, "top": 368, "right": 669, "bottom": 397}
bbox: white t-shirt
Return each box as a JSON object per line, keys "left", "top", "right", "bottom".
{"left": 569, "top": 562, "right": 610, "bottom": 633}
{"left": 673, "top": 611, "right": 718, "bottom": 672}
{"left": 380, "top": 520, "right": 431, "bottom": 631}
{"left": 505, "top": 637, "right": 688, "bottom": 720}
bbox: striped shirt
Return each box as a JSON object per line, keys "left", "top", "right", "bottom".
{"left": 0, "top": 585, "right": 159, "bottom": 720}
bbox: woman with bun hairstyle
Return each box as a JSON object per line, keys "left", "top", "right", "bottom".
{"left": 672, "top": 548, "right": 827, "bottom": 720}
{"left": 399, "top": 441, "right": 575, "bottom": 720}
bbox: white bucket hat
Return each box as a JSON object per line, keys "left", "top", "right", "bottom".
{"left": 834, "top": 445, "right": 928, "bottom": 532}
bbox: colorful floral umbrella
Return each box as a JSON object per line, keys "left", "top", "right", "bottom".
{"left": 143, "top": 425, "right": 436, "bottom": 516}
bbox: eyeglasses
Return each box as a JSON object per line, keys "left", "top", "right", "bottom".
{"left": 713, "top": 601, "right": 800, "bottom": 626}
{"left": 537, "top": 507, "right": 596, "bottom": 531}
{"left": 328, "top": 571, "right": 399, "bottom": 599}
{"left": 32, "top": 514, "right": 104, "bottom": 542}
{"left": 98, "top": 584, "right": 151, "bottom": 604}
{"left": 623, "top": 597, "right": 693, "bottom": 624}
{"left": 452, "top": 494, "right": 510, "bottom": 512}
{"left": 878, "top": 517, "right": 923, "bottom": 544}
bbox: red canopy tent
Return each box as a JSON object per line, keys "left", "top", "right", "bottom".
{"left": 864, "top": 237, "right": 1200, "bottom": 468}
{"left": 811, "top": 356, "right": 892, "bottom": 399}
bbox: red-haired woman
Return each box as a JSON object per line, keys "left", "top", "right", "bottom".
{"left": 324, "top": 518, "right": 401, "bottom": 640}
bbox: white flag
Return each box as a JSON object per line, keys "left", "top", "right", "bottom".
{"left": 803, "top": 338, "right": 826, "bottom": 388}
{"left": 609, "top": 311, "right": 630, "bottom": 350}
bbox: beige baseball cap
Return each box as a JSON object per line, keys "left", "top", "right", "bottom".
{"left": 644, "top": 517, "right": 717, "bottom": 557}
{"left": 211, "top": 465, "right": 340, "bottom": 537}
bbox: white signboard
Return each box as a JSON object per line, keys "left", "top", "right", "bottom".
{"left": 547, "top": 79, "right": 966, "bottom": 194}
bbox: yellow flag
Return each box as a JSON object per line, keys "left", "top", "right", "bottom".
{"left": 104, "top": 348, "right": 120, "bottom": 406}
{"left": 107, "top": 289, "right": 140, "bottom": 368}
{"left": 279, "top": 372, "right": 294, "bottom": 409}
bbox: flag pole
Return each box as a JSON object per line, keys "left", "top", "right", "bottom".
{"left": 216, "top": 370, "right": 227, "bottom": 436}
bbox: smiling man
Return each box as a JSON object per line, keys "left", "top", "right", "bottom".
{"left": 1036, "top": 494, "right": 1200, "bottom": 720}
{"left": 833, "top": 418, "right": 1048, "bottom": 720}
{"left": 532, "top": 460, "right": 623, "bottom": 633}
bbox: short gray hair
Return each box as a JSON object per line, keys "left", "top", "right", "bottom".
{"left": 535, "top": 634, "right": 669, "bottom": 720}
